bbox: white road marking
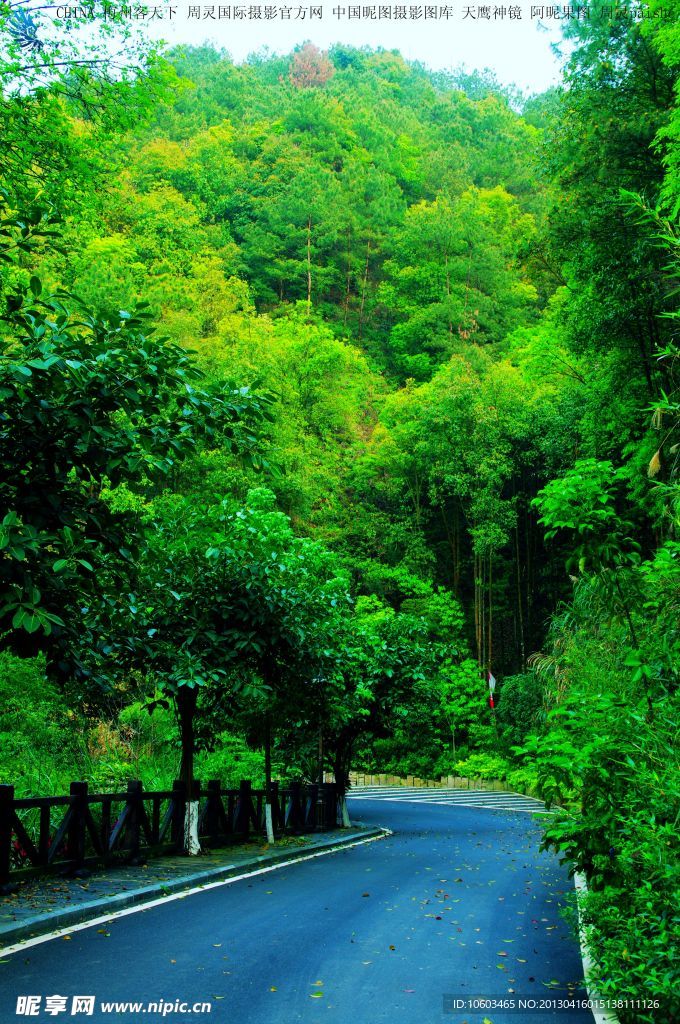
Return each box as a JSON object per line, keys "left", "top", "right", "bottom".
{"left": 348, "top": 786, "right": 549, "bottom": 814}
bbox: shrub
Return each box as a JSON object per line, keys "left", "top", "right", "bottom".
{"left": 453, "top": 752, "right": 511, "bottom": 780}
{"left": 0, "top": 652, "right": 87, "bottom": 795}
{"left": 516, "top": 689, "right": 679, "bottom": 1022}
{"left": 196, "top": 733, "right": 266, "bottom": 788}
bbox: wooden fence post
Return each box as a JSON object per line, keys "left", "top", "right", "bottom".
{"left": 171, "top": 780, "right": 186, "bottom": 850}
{"left": 306, "top": 783, "right": 319, "bottom": 830}
{"left": 0, "top": 784, "right": 13, "bottom": 886}
{"left": 234, "top": 780, "right": 253, "bottom": 837}
{"left": 319, "top": 783, "right": 337, "bottom": 830}
{"left": 67, "top": 781, "right": 88, "bottom": 868}
{"left": 205, "top": 780, "right": 222, "bottom": 845}
{"left": 286, "top": 781, "right": 304, "bottom": 833}
{"left": 126, "top": 781, "right": 143, "bottom": 861}
{"left": 269, "top": 780, "right": 280, "bottom": 833}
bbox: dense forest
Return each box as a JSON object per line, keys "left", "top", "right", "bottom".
{"left": 1, "top": 2, "right": 678, "bottom": 1019}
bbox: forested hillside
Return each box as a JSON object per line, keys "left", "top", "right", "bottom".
{"left": 1, "top": 2, "right": 678, "bottom": 1018}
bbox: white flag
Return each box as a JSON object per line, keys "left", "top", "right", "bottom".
{"left": 488, "top": 672, "right": 496, "bottom": 694}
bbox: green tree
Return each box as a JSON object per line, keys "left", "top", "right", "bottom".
{"left": 435, "top": 658, "right": 486, "bottom": 758}
{"left": 325, "top": 601, "right": 436, "bottom": 801}
{"left": 379, "top": 188, "right": 537, "bottom": 379}
{"left": 117, "top": 489, "right": 349, "bottom": 849}
{"left": 0, "top": 209, "right": 272, "bottom": 671}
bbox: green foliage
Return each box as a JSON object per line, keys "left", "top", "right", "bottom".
{"left": 495, "top": 672, "right": 545, "bottom": 750}
{"left": 533, "top": 459, "right": 641, "bottom": 573}
{"left": 196, "top": 734, "right": 266, "bottom": 789}
{"left": 516, "top": 688, "right": 679, "bottom": 1023}
{"left": 325, "top": 601, "right": 439, "bottom": 789}
{"left": 0, "top": 206, "right": 273, "bottom": 670}
{"left": 379, "top": 188, "right": 537, "bottom": 380}
{"left": 452, "top": 752, "right": 511, "bottom": 781}
{"left": 435, "top": 658, "right": 488, "bottom": 755}
{"left": 0, "top": 652, "right": 87, "bottom": 794}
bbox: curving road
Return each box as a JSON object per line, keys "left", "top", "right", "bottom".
{"left": 0, "top": 797, "right": 593, "bottom": 1024}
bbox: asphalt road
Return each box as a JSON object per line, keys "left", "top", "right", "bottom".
{"left": 0, "top": 799, "right": 593, "bottom": 1024}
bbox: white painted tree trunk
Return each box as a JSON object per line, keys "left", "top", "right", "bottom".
{"left": 184, "top": 800, "right": 201, "bottom": 855}
{"left": 265, "top": 801, "right": 275, "bottom": 844}
{"left": 341, "top": 796, "right": 351, "bottom": 828}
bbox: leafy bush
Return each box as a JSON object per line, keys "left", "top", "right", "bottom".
{"left": 357, "top": 735, "right": 441, "bottom": 779}
{"left": 0, "top": 652, "right": 87, "bottom": 795}
{"left": 505, "top": 765, "right": 540, "bottom": 796}
{"left": 196, "top": 733, "right": 266, "bottom": 788}
{"left": 517, "top": 689, "right": 679, "bottom": 1022}
{"left": 453, "top": 752, "right": 511, "bottom": 780}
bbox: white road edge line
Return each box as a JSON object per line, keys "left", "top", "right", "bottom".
{"left": 1, "top": 830, "right": 392, "bottom": 957}
{"left": 573, "top": 871, "right": 621, "bottom": 1024}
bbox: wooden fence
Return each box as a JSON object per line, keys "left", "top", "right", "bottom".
{"left": 0, "top": 779, "right": 340, "bottom": 886}
{"left": 346, "top": 771, "right": 513, "bottom": 791}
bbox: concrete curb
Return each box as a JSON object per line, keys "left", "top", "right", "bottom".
{"left": 0, "top": 825, "right": 389, "bottom": 950}
{"left": 573, "top": 871, "right": 621, "bottom": 1024}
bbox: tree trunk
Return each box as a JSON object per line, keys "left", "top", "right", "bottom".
{"left": 332, "top": 741, "right": 353, "bottom": 828}
{"left": 343, "top": 224, "right": 352, "bottom": 327}
{"left": 264, "top": 712, "right": 275, "bottom": 844}
{"left": 445, "top": 248, "right": 453, "bottom": 338}
{"left": 488, "top": 554, "right": 493, "bottom": 672}
{"left": 306, "top": 215, "right": 313, "bottom": 317}
{"left": 177, "top": 687, "right": 200, "bottom": 855}
{"left": 358, "top": 239, "right": 371, "bottom": 342}
{"left": 515, "top": 511, "right": 526, "bottom": 669}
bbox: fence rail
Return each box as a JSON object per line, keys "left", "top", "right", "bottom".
{"left": 0, "top": 779, "right": 340, "bottom": 886}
